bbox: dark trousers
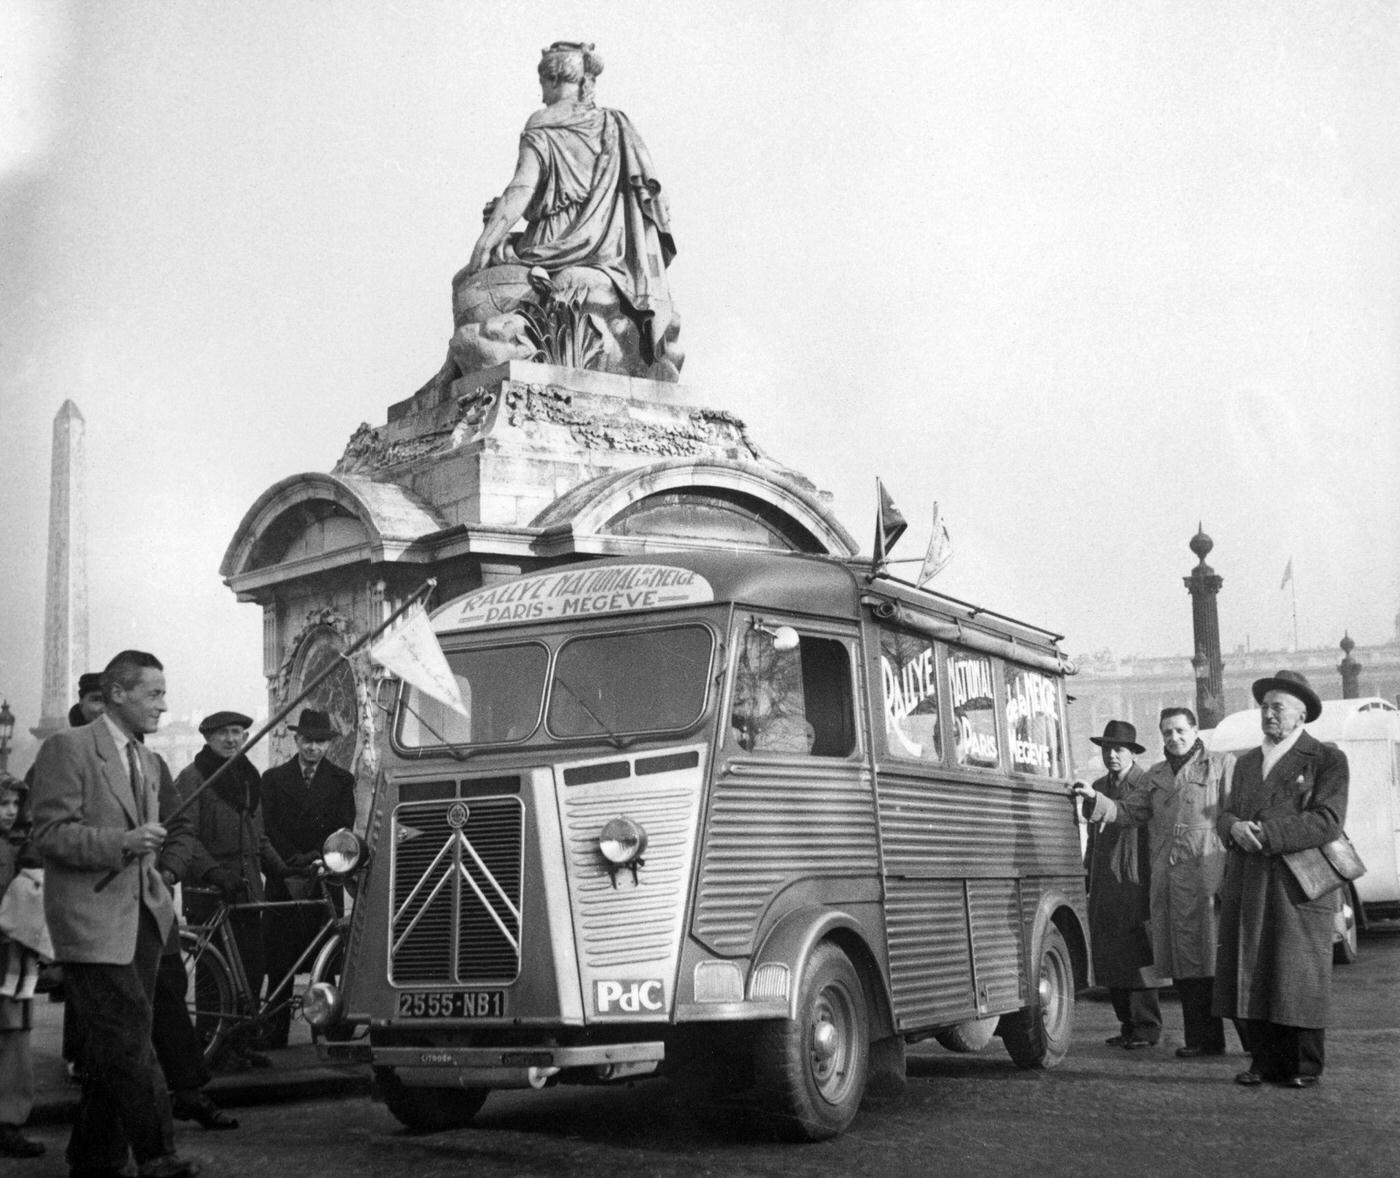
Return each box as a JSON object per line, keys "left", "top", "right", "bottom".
{"left": 1109, "top": 986, "right": 1162, "bottom": 1043}
{"left": 264, "top": 880, "right": 341, "bottom": 1046}
{"left": 62, "top": 909, "right": 175, "bottom": 1170}
{"left": 1176, "top": 976, "right": 1226, "bottom": 1051}
{"left": 1243, "top": 1019, "right": 1325, "bottom": 1080}
{"left": 152, "top": 947, "right": 210, "bottom": 1096}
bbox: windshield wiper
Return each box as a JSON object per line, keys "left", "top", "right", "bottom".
{"left": 552, "top": 675, "right": 633, "bottom": 749}
{"left": 400, "top": 696, "right": 476, "bottom": 762}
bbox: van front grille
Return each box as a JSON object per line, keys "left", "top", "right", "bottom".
{"left": 388, "top": 797, "right": 523, "bottom": 985}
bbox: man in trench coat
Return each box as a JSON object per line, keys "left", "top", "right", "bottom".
{"left": 1076, "top": 707, "right": 1237, "bottom": 1056}
{"left": 1073, "top": 720, "right": 1166, "bottom": 1048}
{"left": 1214, "top": 669, "right": 1347, "bottom": 1089}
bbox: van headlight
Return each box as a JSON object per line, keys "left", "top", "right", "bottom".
{"left": 597, "top": 816, "right": 648, "bottom": 865}
{"left": 322, "top": 828, "right": 367, "bottom": 876}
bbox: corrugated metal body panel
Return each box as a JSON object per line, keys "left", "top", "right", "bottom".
{"left": 878, "top": 774, "right": 1078, "bottom": 1027}
{"left": 389, "top": 797, "right": 523, "bottom": 985}
{"left": 884, "top": 878, "right": 972, "bottom": 1027}
{"left": 556, "top": 748, "right": 706, "bottom": 1017}
{"left": 878, "top": 776, "right": 1082, "bottom": 878}
{"left": 968, "top": 879, "right": 1024, "bottom": 1010}
{"left": 693, "top": 764, "right": 878, "bottom": 955}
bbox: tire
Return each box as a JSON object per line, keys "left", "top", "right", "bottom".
{"left": 754, "top": 941, "right": 870, "bottom": 1142}
{"left": 934, "top": 1016, "right": 998, "bottom": 1053}
{"left": 308, "top": 934, "right": 355, "bottom": 1042}
{"left": 374, "top": 1067, "right": 489, "bottom": 1133}
{"left": 1000, "top": 925, "right": 1074, "bottom": 1069}
{"left": 1333, "top": 890, "right": 1359, "bottom": 965}
{"left": 180, "top": 929, "right": 238, "bottom": 1067}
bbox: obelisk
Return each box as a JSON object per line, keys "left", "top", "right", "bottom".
{"left": 31, "top": 400, "right": 89, "bottom": 741}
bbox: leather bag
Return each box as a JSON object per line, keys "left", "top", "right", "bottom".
{"left": 1281, "top": 835, "right": 1367, "bottom": 902}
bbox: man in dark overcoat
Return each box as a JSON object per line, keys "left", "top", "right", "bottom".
{"left": 260, "top": 709, "right": 357, "bottom": 1048}
{"left": 1214, "top": 669, "right": 1348, "bottom": 1089}
{"left": 1074, "top": 720, "right": 1165, "bottom": 1048}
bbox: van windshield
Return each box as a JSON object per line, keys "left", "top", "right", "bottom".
{"left": 395, "top": 624, "right": 713, "bottom": 752}
{"left": 547, "top": 625, "right": 713, "bottom": 739}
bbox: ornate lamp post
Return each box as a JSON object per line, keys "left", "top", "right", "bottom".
{"left": 0, "top": 699, "right": 14, "bottom": 774}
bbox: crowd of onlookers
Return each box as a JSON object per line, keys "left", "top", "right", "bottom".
{"left": 1073, "top": 667, "right": 1349, "bottom": 1089}
{"left": 0, "top": 652, "right": 355, "bottom": 1177}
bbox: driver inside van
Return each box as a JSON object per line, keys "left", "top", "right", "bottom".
{"left": 730, "top": 670, "right": 815, "bottom": 754}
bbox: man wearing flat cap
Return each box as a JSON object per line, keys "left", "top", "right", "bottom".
{"left": 1072, "top": 720, "right": 1164, "bottom": 1048}
{"left": 260, "top": 709, "right": 356, "bottom": 1049}
{"left": 1214, "top": 670, "right": 1348, "bottom": 1090}
{"left": 177, "top": 710, "right": 286, "bottom": 1070}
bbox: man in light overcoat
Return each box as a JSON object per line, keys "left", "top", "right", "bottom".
{"left": 1076, "top": 707, "right": 1238, "bottom": 1056}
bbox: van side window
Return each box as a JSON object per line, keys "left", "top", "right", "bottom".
{"left": 731, "top": 624, "right": 854, "bottom": 757}
{"left": 1004, "top": 665, "right": 1065, "bottom": 777}
{"left": 948, "top": 651, "right": 1000, "bottom": 768}
{"left": 879, "top": 630, "right": 941, "bottom": 761}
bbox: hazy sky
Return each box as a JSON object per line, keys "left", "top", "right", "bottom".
{"left": 2, "top": 1, "right": 1397, "bottom": 755}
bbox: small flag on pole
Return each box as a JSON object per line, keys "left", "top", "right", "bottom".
{"left": 871, "top": 479, "right": 908, "bottom": 574}
{"left": 1280, "top": 557, "right": 1294, "bottom": 590}
{"left": 369, "top": 603, "right": 470, "bottom": 719}
{"left": 917, "top": 502, "right": 953, "bottom": 587}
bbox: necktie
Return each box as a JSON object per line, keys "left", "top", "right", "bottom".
{"left": 126, "top": 742, "right": 146, "bottom": 823}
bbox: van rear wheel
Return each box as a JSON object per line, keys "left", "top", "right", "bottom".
{"left": 374, "top": 1068, "right": 489, "bottom": 1132}
{"left": 754, "top": 941, "right": 869, "bottom": 1141}
{"left": 1000, "top": 925, "right": 1074, "bottom": 1069}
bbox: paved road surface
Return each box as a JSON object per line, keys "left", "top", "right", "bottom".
{"left": 17, "top": 923, "right": 1400, "bottom": 1177}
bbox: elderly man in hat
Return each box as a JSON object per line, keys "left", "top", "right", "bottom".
{"left": 1074, "top": 708, "right": 1239, "bottom": 1058}
{"left": 1073, "top": 720, "right": 1165, "bottom": 1048}
{"left": 260, "top": 709, "right": 356, "bottom": 1049}
{"left": 177, "top": 709, "right": 286, "bottom": 1070}
{"left": 1214, "top": 670, "right": 1348, "bottom": 1089}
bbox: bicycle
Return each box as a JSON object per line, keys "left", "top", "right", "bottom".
{"left": 179, "top": 867, "right": 354, "bottom": 1066}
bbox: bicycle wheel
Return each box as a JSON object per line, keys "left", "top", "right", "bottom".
{"left": 180, "top": 928, "right": 238, "bottom": 1066}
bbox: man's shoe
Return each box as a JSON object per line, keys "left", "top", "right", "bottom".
{"left": 137, "top": 1155, "right": 201, "bottom": 1178}
{"left": 1121, "top": 1036, "right": 1157, "bottom": 1049}
{"left": 1175, "top": 1045, "right": 1226, "bottom": 1058}
{"left": 172, "top": 1093, "right": 239, "bottom": 1131}
{"left": 239, "top": 1048, "right": 272, "bottom": 1069}
{"left": 1281, "top": 1075, "right": 1321, "bottom": 1089}
{"left": 1234, "top": 1070, "right": 1264, "bottom": 1086}
{"left": 0, "top": 1125, "right": 46, "bottom": 1157}
{"left": 1104, "top": 1034, "right": 1129, "bottom": 1046}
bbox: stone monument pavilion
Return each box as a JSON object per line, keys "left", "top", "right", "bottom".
{"left": 223, "top": 42, "right": 855, "bottom": 807}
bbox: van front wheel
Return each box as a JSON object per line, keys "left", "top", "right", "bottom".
{"left": 754, "top": 941, "right": 869, "bottom": 1141}
{"left": 374, "top": 1068, "right": 489, "bottom": 1132}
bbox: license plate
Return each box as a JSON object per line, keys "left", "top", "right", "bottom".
{"left": 396, "top": 990, "right": 505, "bottom": 1018}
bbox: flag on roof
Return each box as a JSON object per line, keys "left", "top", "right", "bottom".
{"left": 917, "top": 502, "right": 953, "bottom": 587}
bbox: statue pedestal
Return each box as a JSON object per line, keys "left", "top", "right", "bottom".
{"left": 335, "top": 361, "right": 803, "bottom": 530}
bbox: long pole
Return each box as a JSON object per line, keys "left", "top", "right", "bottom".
{"left": 1291, "top": 574, "right": 1299, "bottom": 651}
{"left": 97, "top": 578, "right": 436, "bottom": 891}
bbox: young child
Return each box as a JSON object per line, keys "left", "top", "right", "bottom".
{"left": 0, "top": 772, "right": 46, "bottom": 1159}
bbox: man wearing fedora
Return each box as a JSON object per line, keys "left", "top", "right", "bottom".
{"left": 260, "top": 709, "right": 356, "bottom": 1049}
{"left": 1074, "top": 707, "right": 1239, "bottom": 1058}
{"left": 1214, "top": 670, "right": 1348, "bottom": 1090}
{"left": 1075, "top": 720, "right": 1165, "bottom": 1048}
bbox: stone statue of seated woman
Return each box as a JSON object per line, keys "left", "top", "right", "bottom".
{"left": 446, "top": 41, "right": 683, "bottom": 384}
